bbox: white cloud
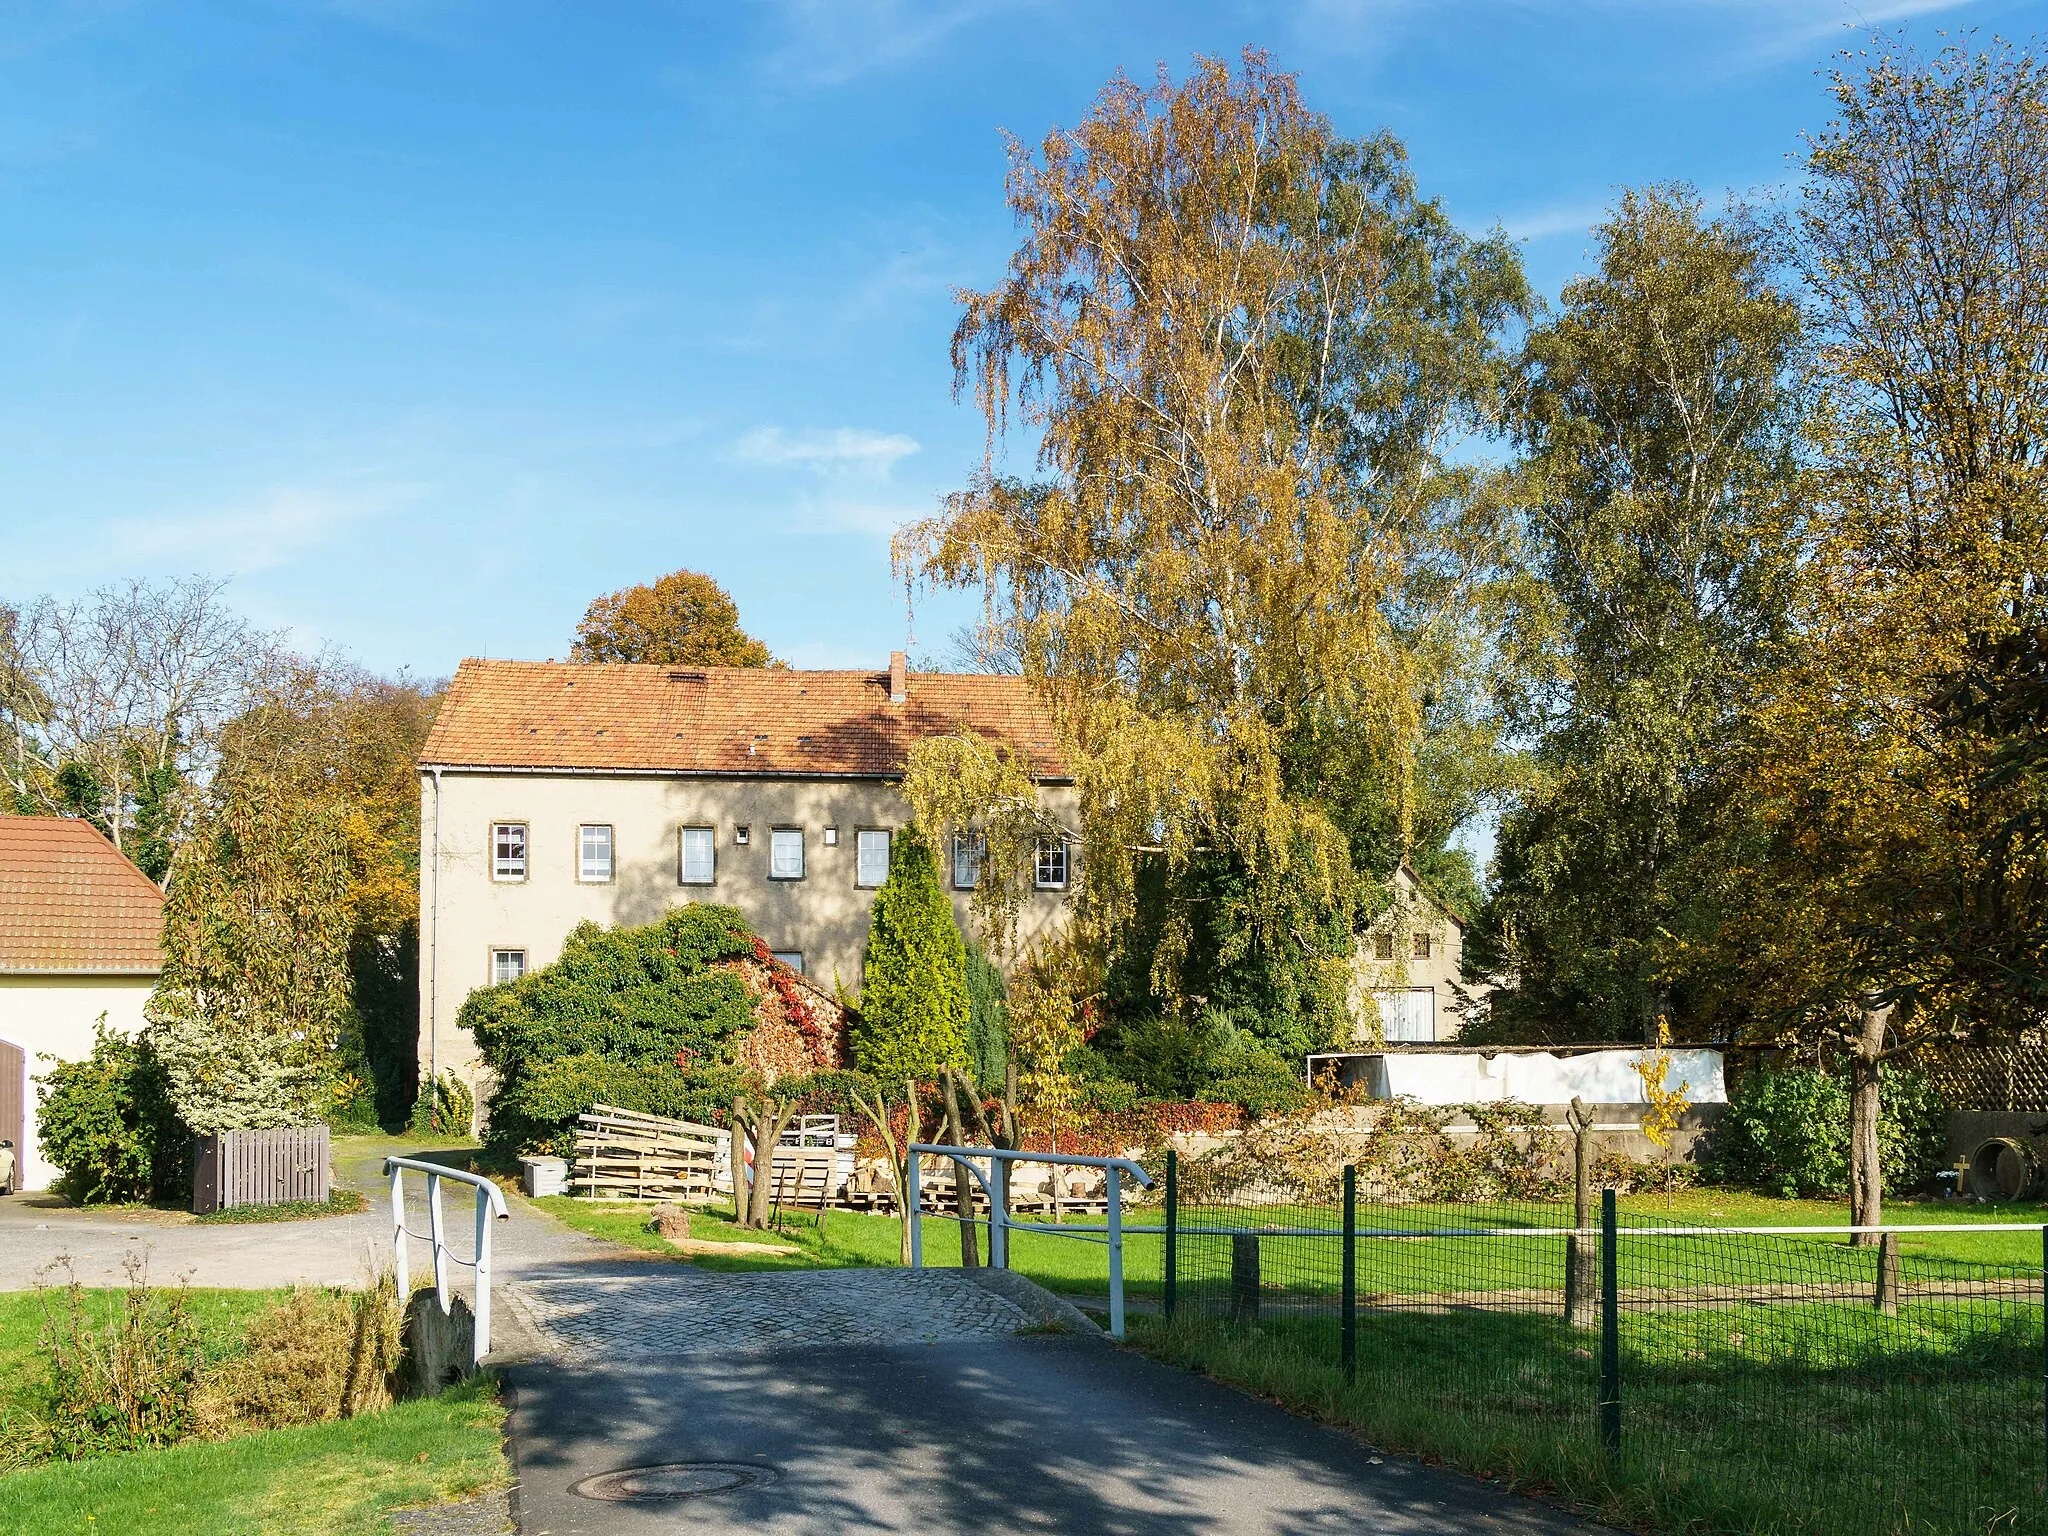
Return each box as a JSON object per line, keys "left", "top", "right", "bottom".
{"left": 756, "top": 0, "right": 1032, "bottom": 89}
{"left": 110, "top": 484, "right": 414, "bottom": 575}
{"left": 731, "top": 425, "right": 921, "bottom": 475}
{"left": 1501, "top": 200, "right": 1611, "bottom": 243}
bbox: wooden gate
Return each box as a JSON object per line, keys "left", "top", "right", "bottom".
{"left": 0, "top": 1039, "right": 23, "bottom": 1194}
{"left": 192, "top": 1126, "right": 331, "bottom": 1213}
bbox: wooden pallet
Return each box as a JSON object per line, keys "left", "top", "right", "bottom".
{"left": 573, "top": 1105, "right": 726, "bottom": 1202}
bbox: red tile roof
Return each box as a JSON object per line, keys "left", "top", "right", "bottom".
{"left": 420, "top": 659, "right": 1068, "bottom": 779}
{"left": 0, "top": 816, "right": 164, "bottom": 975}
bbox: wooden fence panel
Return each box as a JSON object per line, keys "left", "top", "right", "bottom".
{"left": 192, "top": 1126, "right": 331, "bottom": 1213}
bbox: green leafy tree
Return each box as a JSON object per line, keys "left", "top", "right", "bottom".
{"left": 34, "top": 1020, "right": 185, "bottom": 1204}
{"left": 571, "top": 569, "right": 776, "bottom": 667}
{"left": 146, "top": 771, "right": 353, "bottom": 1132}
{"left": 1472, "top": 186, "right": 1807, "bottom": 1044}
{"left": 460, "top": 904, "right": 762, "bottom": 1156}
{"left": 856, "top": 829, "right": 970, "bottom": 1084}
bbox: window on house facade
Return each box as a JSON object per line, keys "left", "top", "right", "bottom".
{"left": 770, "top": 827, "right": 805, "bottom": 880}
{"left": 492, "top": 949, "right": 527, "bottom": 985}
{"left": 679, "top": 826, "right": 716, "bottom": 885}
{"left": 1413, "top": 932, "right": 1432, "bottom": 960}
{"left": 771, "top": 950, "right": 805, "bottom": 974}
{"left": 492, "top": 823, "right": 527, "bottom": 881}
{"left": 734, "top": 824, "right": 750, "bottom": 845}
{"left": 856, "top": 828, "right": 891, "bottom": 888}
{"left": 578, "top": 824, "right": 614, "bottom": 882}
{"left": 951, "top": 830, "right": 985, "bottom": 890}
{"left": 1035, "top": 835, "right": 1068, "bottom": 889}
{"left": 1373, "top": 932, "right": 1396, "bottom": 962}
{"left": 823, "top": 826, "right": 839, "bottom": 846}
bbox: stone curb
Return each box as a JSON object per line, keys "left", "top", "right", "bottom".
{"left": 961, "top": 1266, "right": 1106, "bottom": 1337}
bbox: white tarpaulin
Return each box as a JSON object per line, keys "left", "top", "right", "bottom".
{"left": 1370, "top": 1048, "right": 1726, "bottom": 1106}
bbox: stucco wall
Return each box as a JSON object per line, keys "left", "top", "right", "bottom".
{"left": 417, "top": 770, "right": 1078, "bottom": 1089}
{"left": 1350, "top": 880, "right": 1478, "bottom": 1043}
{"left": 0, "top": 973, "right": 155, "bottom": 1190}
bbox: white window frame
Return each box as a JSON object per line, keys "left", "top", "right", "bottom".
{"left": 492, "top": 823, "right": 528, "bottom": 882}
{"left": 578, "top": 824, "right": 614, "bottom": 883}
{"left": 952, "top": 830, "right": 985, "bottom": 890}
{"left": 679, "top": 825, "right": 716, "bottom": 886}
{"left": 771, "top": 950, "right": 805, "bottom": 974}
{"left": 491, "top": 948, "right": 527, "bottom": 985}
{"left": 855, "top": 828, "right": 891, "bottom": 888}
{"left": 1034, "top": 834, "right": 1068, "bottom": 890}
{"left": 769, "top": 826, "right": 805, "bottom": 881}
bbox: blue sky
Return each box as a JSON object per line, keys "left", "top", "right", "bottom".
{"left": 0, "top": 0, "right": 2037, "bottom": 680}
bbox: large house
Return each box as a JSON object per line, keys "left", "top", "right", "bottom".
{"left": 0, "top": 816, "right": 164, "bottom": 1191}
{"left": 416, "top": 653, "right": 1076, "bottom": 1096}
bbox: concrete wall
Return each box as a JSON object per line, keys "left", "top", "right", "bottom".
{"left": 417, "top": 769, "right": 1078, "bottom": 1091}
{"left": 0, "top": 973, "right": 155, "bottom": 1190}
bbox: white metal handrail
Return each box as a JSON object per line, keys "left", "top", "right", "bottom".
{"left": 385, "top": 1155, "right": 510, "bottom": 1365}
{"left": 907, "top": 1144, "right": 1152, "bottom": 1338}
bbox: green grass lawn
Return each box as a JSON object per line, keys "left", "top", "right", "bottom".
{"left": 0, "top": 1376, "right": 506, "bottom": 1536}
{"left": 1132, "top": 1299, "right": 2041, "bottom": 1536}
{"left": 529, "top": 1188, "right": 2048, "bottom": 1302}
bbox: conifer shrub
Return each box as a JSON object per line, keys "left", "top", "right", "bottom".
{"left": 964, "top": 940, "right": 1010, "bottom": 1087}
{"left": 856, "top": 827, "right": 970, "bottom": 1084}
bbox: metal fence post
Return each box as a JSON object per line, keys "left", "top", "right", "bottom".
{"left": 428, "top": 1172, "right": 451, "bottom": 1314}
{"left": 1600, "top": 1186, "right": 1621, "bottom": 1458}
{"left": 1341, "top": 1164, "right": 1357, "bottom": 1381}
{"left": 389, "top": 1161, "right": 409, "bottom": 1297}
{"left": 1109, "top": 1165, "right": 1129, "bottom": 1339}
{"left": 908, "top": 1154, "right": 923, "bottom": 1269}
{"left": 1164, "top": 1149, "right": 1179, "bottom": 1322}
{"left": 473, "top": 1186, "right": 494, "bottom": 1362}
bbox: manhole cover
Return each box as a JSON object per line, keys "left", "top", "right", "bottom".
{"left": 571, "top": 1462, "right": 779, "bottom": 1502}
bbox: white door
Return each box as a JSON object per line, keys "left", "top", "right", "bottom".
{"left": 1373, "top": 988, "right": 1437, "bottom": 1042}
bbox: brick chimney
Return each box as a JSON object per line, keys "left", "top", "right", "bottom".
{"left": 888, "top": 650, "right": 908, "bottom": 704}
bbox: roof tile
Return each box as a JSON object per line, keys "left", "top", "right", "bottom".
{"left": 420, "top": 659, "right": 1066, "bottom": 778}
{"left": 0, "top": 816, "right": 165, "bottom": 974}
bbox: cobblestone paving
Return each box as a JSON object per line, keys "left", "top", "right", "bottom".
{"left": 508, "top": 1267, "right": 1032, "bottom": 1360}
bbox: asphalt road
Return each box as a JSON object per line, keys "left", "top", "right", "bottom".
{"left": 505, "top": 1333, "right": 1600, "bottom": 1536}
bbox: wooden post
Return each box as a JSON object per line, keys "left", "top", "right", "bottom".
{"left": 943, "top": 1068, "right": 979, "bottom": 1269}
{"left": 1230, "top": 1233, "right": 1261, "bottom": 1326}
{"left": 1875, "top": 1230, "right": 1901, "bottom": 1315}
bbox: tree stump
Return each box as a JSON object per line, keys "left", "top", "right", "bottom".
{"left": 651, "top": 1204, "right": 690, "bottom": 1241}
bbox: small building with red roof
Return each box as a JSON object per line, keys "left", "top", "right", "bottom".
{"left": 0, "top": 815, "right": 164, "bottom": 1191}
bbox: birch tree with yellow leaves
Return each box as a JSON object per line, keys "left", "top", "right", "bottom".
{"left": 896, "top": 51, "right": 1530, "bottom": 1091}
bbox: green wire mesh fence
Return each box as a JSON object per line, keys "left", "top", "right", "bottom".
{"left": 1144, "top": 1151, "right": 2046, "bottom": 1536}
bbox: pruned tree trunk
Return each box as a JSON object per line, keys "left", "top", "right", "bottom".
{"left": 962, "top": 1063, "right": 1019, "bottom": 1270}
{"left": 943, "top": 1067, "right": 980, "bottom": 1269}
{"left": 1848, "top": 1002, "right": 1888, "bottom": 1248}
{"left": 849, "top": 1079, "right": 922, "bottom": 1266}
{"left": 731, "top": 1094, "right": 801, "bottom": 1229}
{"left": 1564, "top": 1096, "right": 1597, "bottom": 1329}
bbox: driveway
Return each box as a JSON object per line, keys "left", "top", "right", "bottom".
{"left": 0, "top": 1137, "right": 619, "bottom": 1292}
{"left": 504, "top": 1331, "right": 1598, "bottom": 1536}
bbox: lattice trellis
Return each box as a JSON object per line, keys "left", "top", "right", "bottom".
{"left": 1922, "top": 1046, "right": 2048, "bottom": 1111}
